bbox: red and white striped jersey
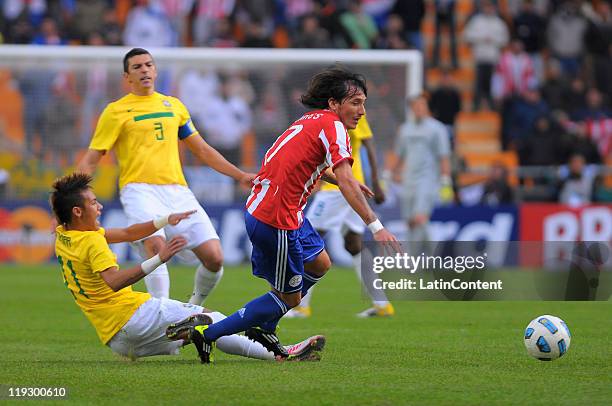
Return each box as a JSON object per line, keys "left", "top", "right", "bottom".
{"left": 246, "top": 110, "right": 353, "bottom": 230}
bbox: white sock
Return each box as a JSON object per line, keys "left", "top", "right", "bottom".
{"left": 300, "top": 289, "right": 313, "bottom": 307}
{"left": 207, "top": 311, "right": 227, "bottom": 323}
{"left": 189, "top": 265, "right": 223, "bottom": 305}
{"left": 216, "top": 335, "right": 275, "bottom": 360}
{"left": 353, "top": 253, "right": 389, "bottom": 307}
{"left": 144, "top": 264, "right": 169, "bottom": 298}
{"left": 208, "top": 312, "right": 274, "bottom": 360}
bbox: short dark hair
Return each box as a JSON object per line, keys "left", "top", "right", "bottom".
{"left": 123, "top": 47, "right": 151, "bottom": 73}
{"left": 50, "top": 173, "right": 93, "bottom": 225}
{"left": 300, "top": 66, "right": 367, "bottom": 109}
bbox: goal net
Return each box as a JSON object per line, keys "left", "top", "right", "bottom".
{"left": 0, "top": 45, "right": 422, "bottom": 200}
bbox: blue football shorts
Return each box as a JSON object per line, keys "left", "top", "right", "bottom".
{"left": 245, "top": 211, "right": 325, "bottom": 293}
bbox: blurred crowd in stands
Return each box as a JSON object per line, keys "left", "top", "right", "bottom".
{"left": 0, "top": 0, "right": 610, "bottom": 204}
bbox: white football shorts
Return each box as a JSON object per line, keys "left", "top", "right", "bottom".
{"left": 119, "top": 183, "right": 219, "bottom": 252}
{"left": 107, "top": 297, "right": 226, "bottom": 359}
{"left": 306, "top": 190, "right": 365, "bottom": 234}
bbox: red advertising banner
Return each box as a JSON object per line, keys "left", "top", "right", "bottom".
{"left": 519, "top": 204, "right": 611, "bottom": 267}
{"left": 520, "top": 204, "right": 612, "bottom": 242}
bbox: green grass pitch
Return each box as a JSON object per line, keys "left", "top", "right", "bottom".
{"left": 0, "top": 264, "right": 610, "bottom": 405}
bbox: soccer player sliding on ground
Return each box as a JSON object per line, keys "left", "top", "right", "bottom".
{"left": 187, "top": 67, "right": 400, "bottom": 363}
{"left": 50, "top": 173, "right": 325, "bottom": 362}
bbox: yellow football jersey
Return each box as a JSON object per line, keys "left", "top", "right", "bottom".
{"left": 90, "top": 92, "right": 197, "bottom": 189}
{"left": 320, "top": 114, "right": 373, "bottom": 192}
{"left": 54, "top": 226, "right": 151, "bottom": 344}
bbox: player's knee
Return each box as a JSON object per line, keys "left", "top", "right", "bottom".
{"left": 203, "top": 254, "right": 223, "bottom": 272}
{"left": 305, "top": 251, "right": 331, "bottom": 277}
{"left": 319, "top": 253, "right": 332, "bottom": 272}
{"left": 194, "top": 241, "right": 224, "bottom": 271}
{"left": 144, "top": 236, "right": 165, "bottom": 255}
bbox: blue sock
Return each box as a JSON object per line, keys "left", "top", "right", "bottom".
{"left": 203, "top": 292, "right": 289, "bottom": 341}
{"left": 259, "top": 272, "right": 323, "bottom": 332}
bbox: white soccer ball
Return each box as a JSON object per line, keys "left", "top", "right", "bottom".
{"left": 524, "top": 315, "right": 571, "bottom": 361}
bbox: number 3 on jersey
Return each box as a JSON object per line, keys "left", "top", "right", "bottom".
{"left": 264, "top": 125, "right": 303, "bottom": 165}
{"left": 154, "top": 121, "right": 164, "bottom": 140}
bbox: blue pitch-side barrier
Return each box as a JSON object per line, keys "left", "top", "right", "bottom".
{"left": 0, "top": 201, "right": 519, "bottom": 265}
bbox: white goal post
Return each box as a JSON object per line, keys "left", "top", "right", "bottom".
{"left": 0, "top": 45, "right": 422, "bottom": 98}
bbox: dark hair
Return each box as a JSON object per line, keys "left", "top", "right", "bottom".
{"left": 50, "top": 173, "right": 93, "bottom": 225}
{"left": 300, "top": 66, "right": 367, "bottom": 109}
{"left": 123, "top": 47, "right": 151, "bottom": 73}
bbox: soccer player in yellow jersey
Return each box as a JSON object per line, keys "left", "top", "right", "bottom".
{"left": 287, "top": 114, "right": 395, "bottom": 318}
{"left": 50, "top": 173, "right": 325, "bottom": 362}
{"left": 77, "top": 48, "right": 256, "bottom": 303}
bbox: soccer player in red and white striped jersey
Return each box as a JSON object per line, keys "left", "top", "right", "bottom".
{"left": 188, "top": 67, "right": 399, "bottom": 363}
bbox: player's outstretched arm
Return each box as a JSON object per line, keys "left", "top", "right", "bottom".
{"left": 183, "top": 134, "right": 256, "bottom": 188}
{"left": 335, "top": 160, "right": 399, "bottom": 250}
{"left": 76, "top": 149, "right": 105, "bottom": 175}
{"left": 105, "top": 211, "right": 196, "bottom": 244}
{"left": 100, "top": 236, "right": 187, "bottom": 291}
{"left": 335, "top": 160, "right": 378, "bottom": 224}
